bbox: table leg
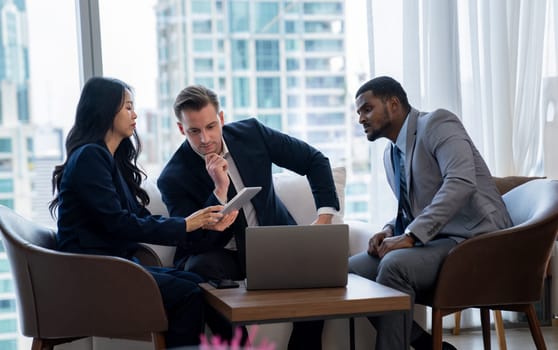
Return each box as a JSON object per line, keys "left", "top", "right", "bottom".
{"left": 404, "top": 310, "right": 410, "bottom": 349}
{"left": 349, "top": 317, "right": 355, "bottom": 350}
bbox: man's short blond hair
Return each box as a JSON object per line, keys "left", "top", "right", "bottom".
{"left": 173, "top": 85, "right": 220, "bottom": 120}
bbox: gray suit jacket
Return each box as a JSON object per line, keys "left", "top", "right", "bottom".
{"left": 383, "top": 108, "right": 512, "bottom": 243}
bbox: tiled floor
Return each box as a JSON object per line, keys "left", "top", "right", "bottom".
{"left": 443, "top": 326, "right": 558, "bottom": 349}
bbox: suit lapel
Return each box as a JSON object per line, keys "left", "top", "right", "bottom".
{"left": 405, "top": 108, "right": 420, "bottom": 205}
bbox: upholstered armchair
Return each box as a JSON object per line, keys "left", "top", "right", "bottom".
{"left": 0, "top": 205, "right": 168, "bottom": 350}
{"left": 421, "top": 179, "right": 558, "bottom": 350}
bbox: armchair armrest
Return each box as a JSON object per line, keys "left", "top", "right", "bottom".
{"left": 137, "top": 244, "right": 177, "bottom": 267}
{"left": 135, "top": 243, "right": 164, "bottom": 267}
{"left": 433, "top": 223, "right": 556, "bottom": 309}
{"left": 27, "top": 247, "right": 167, "bottom": 338}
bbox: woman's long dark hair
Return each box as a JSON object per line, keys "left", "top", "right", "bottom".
{"left": 49, "top": 77, "right": 149, "bottom": 217}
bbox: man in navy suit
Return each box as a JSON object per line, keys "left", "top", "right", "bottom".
{"left": 158, "top": 84, "right": 340, "bottom": 349}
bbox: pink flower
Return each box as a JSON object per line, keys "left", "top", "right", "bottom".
{"left": 200, "top": 325, "right": 276, "bottom": 350}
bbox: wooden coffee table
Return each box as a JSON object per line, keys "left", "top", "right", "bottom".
{"left": 200, "top": 273, "right": 411, "bottom": 349}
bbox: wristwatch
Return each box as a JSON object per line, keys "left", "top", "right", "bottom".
{"left": 404, "top": 230, "right": 417, "bottom": 244}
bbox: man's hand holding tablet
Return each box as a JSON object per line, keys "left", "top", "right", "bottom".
{"left": 221, "top": 187, "right": 262, "bottom": 214}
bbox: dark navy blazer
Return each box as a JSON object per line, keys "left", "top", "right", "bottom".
{"left": 157, "top": 118, "right": 340, "bottom": 267}
{"left": 56, "top": 142, "right": 187, "bottom": 258}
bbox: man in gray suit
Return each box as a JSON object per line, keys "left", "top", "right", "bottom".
{"left": 349, "top": 76, "right": 512, "bottom": 350}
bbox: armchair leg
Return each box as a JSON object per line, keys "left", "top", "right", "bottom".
{"left": 32, "top": 338, "right": 82, "bottom": 350}
{"left": 480, "top": 308, "right": 491, "bottom": 350}
{"left": 494, "top": 310, "right": 507, "bottom": 350}
{"left": 31, "top": 338, "right": 51, "bottom": 350}
{"left": 152, "top": 332, "right": 166, "bottom": 350}
{"left": 524, "top": 305, "right": 547, "bottom": 350}
{"left": 453, "top": 311, "right": 462, "bottom": 335}
{"left": 432, "top": 308, "right": 444, "bottom": 350}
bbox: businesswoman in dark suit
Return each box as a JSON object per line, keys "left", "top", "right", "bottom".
{"left": 49, "top": 77, "right": 237, "bottom": 347}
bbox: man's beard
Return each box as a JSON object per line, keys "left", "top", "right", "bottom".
{"left": 367, "top": 111, "right": 391, "bottom": 141}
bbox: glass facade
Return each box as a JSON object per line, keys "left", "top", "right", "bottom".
{"left": 0, "top": 1, "right": 33, "bottom": 346}
{"left": 229, "top": 1, "right": 249, "bottom": 32}
{"left": 0, "top": 138, "right": 11, "bottom": 152}
{"left": 231, "top": 40, "right": 249, "bottom": 70}
{"left": 0, "top": 179, "right": 13, "bottom": 193}
{"left": 255, "top": 2, "right": 279, "bottom": 33}
{"left": 255, "top": 40, "right": 279, "bottom": 71}
{"left": 193, "top": 39, "right": 213, "bottom": 52}
{"left": 0, "top": 339, "right": 16, "bottom": 350}
{"left": 257, "top": 77, "right": 281, "bottom": 109}
{"left": 0, "top": 1, "right": 78, "bottom": 347}
{"left": 156, "top": 0, "right": 348, "bottom": 167}
{"left": 232, "top": 77, "right": 250, "bottom": 108}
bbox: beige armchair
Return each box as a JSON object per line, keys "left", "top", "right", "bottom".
{"left": 0, "top": 205, "right": 168, "bottom": 350}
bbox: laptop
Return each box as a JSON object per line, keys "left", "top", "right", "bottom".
{"left": 244, "top": 224, "right": 349, "bottom": 290}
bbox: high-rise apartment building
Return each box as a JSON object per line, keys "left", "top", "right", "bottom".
{"left": 30, "top": 128, "right": 63, "bottom": 229}
{"left": 153, "top": 0, "right": 372, "bottom": 220}
{"left": 0, "top": 0, "right": 32, "bottom": 349}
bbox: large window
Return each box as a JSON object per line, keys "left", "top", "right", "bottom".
{"left": 232, "top": 77, "right": 250, "bottom": 108}
{"left": 231, "top": 40, "right": 249, "bottom": 70}
{"left": 257, "top": 77, "right": 281, "bottom": 108}
{"left": 306, "top": 76, "right": 345, "bottom": 89}
{"left": 191, "top": 0, "right": 211, "bottom": 14}
{"left": 0, "top": 278, "right": 13, "bottom": 294}
{"left": 229, "top": 1, "right": 249, "bottom": 32}
{"left": 0, "top": 139, "right": 11, "bottom": 152}
{"left": 305, "top": 39, "right": 344, "bottom": 52}
{"left": 256, "top": 40, "right": 279, "bottom": 71}
{"left": 194, "top": 58, "right": 214, "bottom": 72}
{"left": 1, "top": 4, "right": 79, "bottom": 348}
{"left": 193, "top": 39, "right": 213, "bottom": 52}
{"left": 255, "top": 2, "right": 279, "bottom": 33}
{"left": 0, "top": 179, "right": 13, "bottom": 193}
{"left": 303, "top": 2, "right": 343, "bottom": 15}
{"left": 193, "top": 20, "right": 212, "bottom": 33}
{"left": 0, "top": 340, "right": 16, "bottom": 350}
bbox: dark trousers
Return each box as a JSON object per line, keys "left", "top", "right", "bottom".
{"left": 184, "top": 249, "right": 324, "bottom": 349}
{"left": 288, "top": 320, "right": 324, "bottom": 350}
{"left": 145, "top": 266, "right": 205, "bottom": 348}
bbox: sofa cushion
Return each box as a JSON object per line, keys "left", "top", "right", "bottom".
{"left": 144, "top": 178, "right": 169, "bottom": 216}
{"left": 273, "top": 167, "right": 346, "bottom": 224}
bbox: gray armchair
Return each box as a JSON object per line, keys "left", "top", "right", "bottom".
{"left": 0, "top": 205, "right": 168, "bottom": 350}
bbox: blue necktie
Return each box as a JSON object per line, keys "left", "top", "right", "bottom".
{"left": 393, "top": 145, "right": 411, "bottom": 236}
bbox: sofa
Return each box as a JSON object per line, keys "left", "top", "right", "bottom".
{"left": 138, "top": 166, "right": 380, "bottom": 349}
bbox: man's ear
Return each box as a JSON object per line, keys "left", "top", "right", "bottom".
{"left": 218, "top": 110, "right": 225, "bottom": 125}
{"left": 177, "top": 122, "right": 186, "bottom": 135}
{"left": 388, "top": 96, "right": 402, "bottom": 115}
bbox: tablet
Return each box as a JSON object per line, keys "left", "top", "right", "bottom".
{"left": 221, "top": 186, "right": 262, "bottom": 214}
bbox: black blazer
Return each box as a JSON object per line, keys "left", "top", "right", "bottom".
{"left": 158, "top": 118, "right": 340, "bottom": 266}
{"left": 56, "top": 142, "right": 186, "bottom": 258}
